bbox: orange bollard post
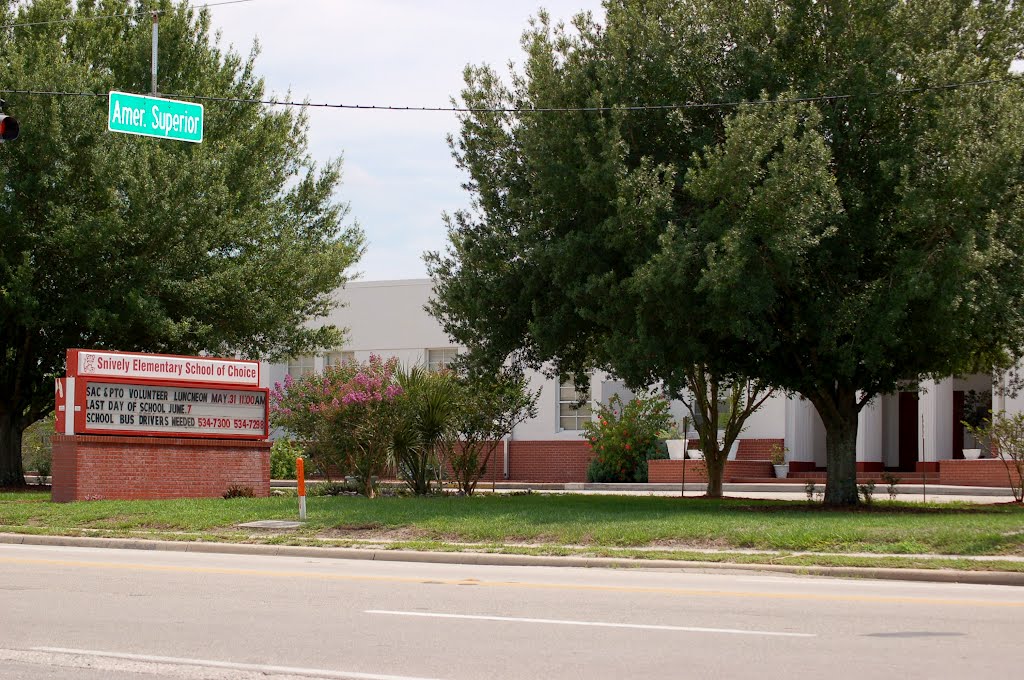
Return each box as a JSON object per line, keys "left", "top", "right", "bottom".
{"left": 296, "top": 457, "right": 306, "bottom": 520}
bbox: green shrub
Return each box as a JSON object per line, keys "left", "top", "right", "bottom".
{"left": 22, "top": 414, "right": 54, "bottom": 481}
{"left": 309, "top": 480, "right": 354, "bottom": 497}
{"left": 583, "top": 393, "right": 672, "bottom": 483}
{"left": 858, "top": 481, "right": 877, "bottom": 505}
{"left": 270, "top": 438, "right": 304, "bottom": 480}
{"left": 29, "top": 449, "right": 51, "bottom": 480}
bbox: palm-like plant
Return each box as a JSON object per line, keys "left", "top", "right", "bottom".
{"left": 394, "top": 366, "right": 458, "bottom": 495}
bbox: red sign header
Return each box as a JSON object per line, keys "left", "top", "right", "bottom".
{"left": 68, "top": 349, "right": 260, "bottom": 387}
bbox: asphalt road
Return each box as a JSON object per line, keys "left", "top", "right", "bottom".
{"left": 0, "top": 544, "right": 1020, "bottom": 680}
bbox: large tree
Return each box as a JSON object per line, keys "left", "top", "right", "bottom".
{"left": 427, "top": 0, "right": 1024, "bottom": 505}
{"left": 0, "top": 0, "right": 364, "bottom": 486}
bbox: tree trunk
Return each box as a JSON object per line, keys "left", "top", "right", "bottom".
{"left": 360, "top": 468, "right": 376, "bottom": 498}
{"left": 0, "top": 411, "right": 26, "bottom": 488}
{"left": 816, "top": 390, "right": 860, "bottom": 507}
{"left": 705, "top": 452, "right": 725, "bottom": 498}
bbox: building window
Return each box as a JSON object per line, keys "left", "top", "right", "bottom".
{"left": 427, "top": 348, "right": 458, "bottom": 372}
{"left": 559, "top": 379, "right": 593, "bottom": 431}
{"left": 325, "top": 350, "right": 355, "bottom": 367}
{"left": 287, "top": 355, "right": 315, "bottom": 379}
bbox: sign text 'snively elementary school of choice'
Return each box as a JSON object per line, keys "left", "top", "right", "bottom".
{"left": 57, "top": 349, "right": 268, "bottom": 440}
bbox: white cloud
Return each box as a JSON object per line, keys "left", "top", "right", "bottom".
{"left": 208, "top": 0, "right": 605, "bottom": 280}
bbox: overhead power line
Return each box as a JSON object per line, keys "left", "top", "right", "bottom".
{"left": 0, "top": 0, "right": 262, "bottom": 30}
{"left": 0, "top": 77, "right": 1018, "bottom": 115}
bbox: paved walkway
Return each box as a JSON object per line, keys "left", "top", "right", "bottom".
{"left": 274, "top": 479, "right": 1019, "bottom": 504}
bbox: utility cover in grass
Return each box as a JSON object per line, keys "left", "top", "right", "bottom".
{"left": 238, "top": 520, "right": 304, "bottom": 529}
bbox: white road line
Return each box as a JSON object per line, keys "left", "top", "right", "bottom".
{"left": 30, "top": 647, "right": 447, "bottom": 680}
{"left": 365, "top": 610, "right": 816, "bottom": 638}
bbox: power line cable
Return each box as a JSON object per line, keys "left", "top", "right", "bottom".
{"left": 0, "top": 76, "right": 1018, "bottom": 114}
{"left": 0, "top": 0, "right": 262, "bottom": 30}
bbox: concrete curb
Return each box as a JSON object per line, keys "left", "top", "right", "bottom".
{"left": 2, "top": 532, "right": 1022, "bottom": 587}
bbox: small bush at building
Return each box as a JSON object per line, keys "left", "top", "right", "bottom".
{"left": 584, "top": 393, "right": 672, "bottom": 483}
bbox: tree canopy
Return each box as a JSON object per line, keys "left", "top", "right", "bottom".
{"left": 0, "top": 0, "right": 364, "bottom": 485}
{"left": 427, "top": 0, "right": 1024, "bottom": 504}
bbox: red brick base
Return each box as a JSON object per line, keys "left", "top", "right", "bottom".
{"left": 507, "top": 440, "right": 594, "bottom": 483}
{"left": 648, "top": 459, "right": 774, "bottom": 483}
{"left": 939, "top": 459, "right": 1022, "bottom": 488}
{"left": 52, "top": 435, "right": 270, "bottom": 502}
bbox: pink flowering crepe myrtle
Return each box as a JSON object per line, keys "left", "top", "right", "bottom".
{"left": 270, "top": 354, "right": 405, "bottom": 443}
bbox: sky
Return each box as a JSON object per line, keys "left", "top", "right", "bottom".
{"left": 207, "top": 0, "right": 606, "bottom": 282}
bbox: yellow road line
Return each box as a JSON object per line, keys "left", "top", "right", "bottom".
{"left": 1, "top": 555, "right": 1021, "bottom": 608}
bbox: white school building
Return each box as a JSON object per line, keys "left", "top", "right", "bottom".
{"left": 263, "top": 279, "right": 1021, "bottom": 487}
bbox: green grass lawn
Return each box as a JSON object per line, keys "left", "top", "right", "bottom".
{"left": 3, "top": 491, "right": 1024, "bottom": 561}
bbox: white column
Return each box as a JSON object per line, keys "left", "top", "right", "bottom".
{"left": 997, "top": 361, "right": 1024, "bottom": 417}
{"left": 786, "top": 396, "right": 826, "bottom": 466}
{"left": 856, "top": 395, "right": 883, "bottom": 465}
{"left": 919, "top": 378, "right": 954, "bottom": 462}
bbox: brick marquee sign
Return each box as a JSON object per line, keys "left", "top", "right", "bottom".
{"left": 52, "top": 349, "right": 271, "bottom": 502}
{"left": 56, "top": 349, "right": 268, "bottom": 439}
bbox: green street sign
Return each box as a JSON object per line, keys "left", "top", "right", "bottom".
{"left": 108, "top": 91, "right": 204, "bottom": 143}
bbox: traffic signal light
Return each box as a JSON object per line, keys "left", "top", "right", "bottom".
{"left": 0, "top": 100, "right": 18, "bottom": 141}
{"left": 0, "top": 115, "right": 18, "bottom": 141}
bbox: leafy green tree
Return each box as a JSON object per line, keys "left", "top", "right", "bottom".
{"left": 428, "top": 0, "right": 1024, "bottom": 505}
{"left": 683, "top": 369, "right": 774, "bottom": 498}
{"left": 442, "top": 365, "right": 538, "bottom": 495}
{"left": 0, "top": 0, "right": 363, "bottom": 486}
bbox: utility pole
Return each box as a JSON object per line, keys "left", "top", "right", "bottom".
{"left": 151, "top": 11, "right": 159, "bottom": 96}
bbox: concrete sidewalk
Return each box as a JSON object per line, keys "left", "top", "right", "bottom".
{"left": 272, "top": 479, "right": 1019, "bottom": 503}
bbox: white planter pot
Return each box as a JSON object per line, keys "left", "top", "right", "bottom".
{"left": 962, "top": 448, "right": 982, "bottom": 460}
{"left": 666, "top": 440, "right": 687, "bottom": 460}
{"left": 773, "top": 463, "right": 789, "bottom": 479}
{"left": 727, "top": 440, "right": 740, "bottom": 461}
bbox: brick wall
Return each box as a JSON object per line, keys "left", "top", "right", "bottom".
{"left": 939, "top": 459, "right": 1023, "bottom": 488}
{"left": 455, "top": 438, "right": 781, "bottom": 484}
{"left": 52, "top": 435, "right": 270, "bottom": 502}
{"left": 508, "top": 440, "right": 594, "bottom": 483}
{"left": 734, "top": 438, "right": 784, "bottom": 461}
{"left": 648, "top": 459, "right": 774, "bottom": 483}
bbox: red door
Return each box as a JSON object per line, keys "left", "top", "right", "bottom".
{"left": 952, "top": 391, "right": 964, "bottom": 459}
